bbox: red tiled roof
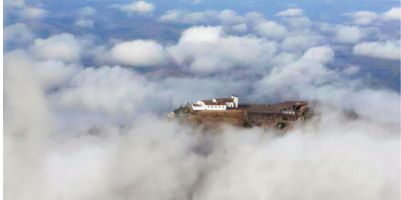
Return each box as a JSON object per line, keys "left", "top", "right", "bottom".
{"left": 215, "top": 98, "right": 234, "bottom": 103}
{"left": 201, "top": 100, "right": 228, "bottom": 105}
{"left": 200, "top": 98, "right": 234, "bottom": 105}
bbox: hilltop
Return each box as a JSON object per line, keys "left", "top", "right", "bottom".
{"left": 170, "top": 96, "right": 312, "bottom": 129}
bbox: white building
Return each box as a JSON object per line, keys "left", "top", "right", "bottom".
{"left": 191, "top": 96, "right": 239, "bottom": 111}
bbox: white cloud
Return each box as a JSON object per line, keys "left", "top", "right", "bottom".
{"left": 333, "top": 25, "right": 363, "bottom": 43}
{"left": 4, "top": 33, "right": 400, "bottom": 200}
{"left": 244, "top": 12, "right": 266, "bottom": 25}
{"left": 217, "top": 10, "right": 245, "bottom": 24}
{"left": 258, "top": 46, "right": 335, "bottom": 95}
{"left": 5, "top": 50, "right": 81, "bottom": 91}
{"left": 4, "top": 0, "right": 25, "bottom": 8}
{"left": 74, "top": 19, "right": 94, "bottom": 28}
{"left": 159, "top": 9, "right": 245, "bottom": 25}
{"left": 353, "top": 40, "right": 400, "bottom": 60}
{"left": 179, "top": 26, "right": 222, "bottom": 43}
{"left": 168, "top": 26, "right": 277, "bottom": 73}
{"left": 230, "top": 23, "right": 248, "bottom": 33}
{"left": 159, "top": 10, "right": 181, "bottom": 22}
{"left": 383, "top": 7, "right": 400, "bottom": 21}
{"left": 110, "top": 40, "right": 166, "bottom": 67}
{"left": 30, "top": 33, "right": 82, "bottom": 62}
{"left": 117, "top": 1, "right": 155, "bottom": 14}
{"left": 79, "top": 6, "right": 96, "bottom": 16}
{"left": 302, "top": 46, "right": 335, "bottom": 64}
{"left": 283, "top": 16, "right": 312, "bottom": 30}
{"left": 343, "top": 65, "right": 360, "bottom": 76}
{"left": 175, "top": 10, "right": 217, "bottom": 24}
{"left": 277, "top": 8, "right": 304, "bottom": 17}
{"left": 52, "top": 66, "right": 152, "bottom": 116}
{"left": 4, "top": 23, "right": 35, "bottom": 44}
{"left": 181, "top": 0, "right": 202, "bottom": 4}
{"left": 4, "top": 6, "right": 400, "bottom": 200}
{"left": 254, "top": 21, "right": 288, "bottom": 39}
{"left": 280, "top": 33, "right": 323, "bottom": 52}
{"left": 348, "top": 7, "right": 400, "bottom": 25}
{"left": 349, "top": 11, "right": 379, "bottom": 25}
{"left": 33, "top": 60, "right": 81, "bottom": 90}
{"left": 159, "top": 10, "right": 217, "bottom": 24}
{"left": 4, "top": 50, "right": 53, "bottom": 200}
{"left": 21, "top": 6, "right": 47, "bottom": 19}
{"left": 254, "top": 45, "right": 400, "bottom": 123}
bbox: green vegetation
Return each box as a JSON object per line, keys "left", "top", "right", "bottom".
{"left": 173, "top": 104, "right": 191, "bottom": 115}
{"left": 276, "top": 121, "right": 287, "bottom": 129}
{"left": 242, "top": 120, "right": 253, "bottom": 128}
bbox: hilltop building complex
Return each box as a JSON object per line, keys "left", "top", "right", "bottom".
{"left": 174, "top": 96, "right": 310, "bottom": 128}
{"left": 191, "top": 96, "right": 239, "bottom": 111}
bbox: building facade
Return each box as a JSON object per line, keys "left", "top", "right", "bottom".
{"left": 191, "top": 96, "right": 239, "bottom": 111}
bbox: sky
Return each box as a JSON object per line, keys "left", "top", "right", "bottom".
{"left": 4, "top": 0, "right": 401, "bottom": 200}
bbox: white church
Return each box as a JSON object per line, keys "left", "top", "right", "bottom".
{"left": 191, "top": 96, "right": 239, "bottom": 111}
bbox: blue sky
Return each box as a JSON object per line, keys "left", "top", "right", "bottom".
{"left": 4, "top": 0, "right": 400, "bottom": 108}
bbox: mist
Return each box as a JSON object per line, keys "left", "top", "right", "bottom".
{"left": 4, "top": 56, "right": 400, "bottom": 199}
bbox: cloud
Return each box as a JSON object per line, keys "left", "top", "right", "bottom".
{"left": 250, "top": 42, "right": 399, "bottom": 124}
{"left": 282, "top": 16, "right": 312, "bottom": 30}
{"left": 254, "top": 21, "right": 288, "bottom": 39}
{"left": 21, "top": 6, "right": 47, "bottom": 19}
{"left": 194, "top": 123, "right": 399, "bottom": 199}
{"left": 333, "top": 25, "right": 363, "bottom": 43}
{"left": 3, "top": 4, "right": 400, "bottom": 200}
{"left": 4, "top": 35, "right": 400, "bottom": 200}
{"left": 159, "top": 10, "right": 181, "bottom": 22}
{"left": 74, "top": 19, "right": 94, "bottom": 28}
{"left": 159, "top": 9, "right": 245, "bottom": 26}
{"left": 276, "top": 8, "right": 304, "bottom": 17}
{"left": 109, "top": 40, "right": 166, "bottom": 67}
{"left": 230, "top": 23, "right": 248, "bottom": 33}
{"left": 30, "top": 33, "right": 83, "bottom": 62}
{"left": 79, "top": 6, "right": 96, "bottom": 16}
{"left": 383, "top": 7, "right": 400, "bottom": 21}
{"left": 51, "top": 66, "right": 154, "bottom": 116}
{"left": 342, "top": 65, "right": 360, "bottom": 76}
{"left": 159, "top": 10, "right": 217, "bottom": 24}
{"left": 33, "top": 60, "right": 81, "bottom": 90}
{"left": 4, "top": 0, "right": 25, "bottom": 8}
{"left": 217, "top": 10, "right": 245, "bottom": 25}
{"left": 244, "top": 12, "right": 266, "bottom": 24}
{"left": 4, "top": 23, "right": 35, "bottom": 45}
{"left": 6, "top": 50, "right": 80, "bottom": 91}
{"left": 302, "top": 46, "right": 334, "bottom": 64}
{"left": 4, "top": 50, "right": 52, "bottom": 200}
{"left": 178, "top": 26, "right": 222, "bottom": 43}
{"left": 181, "top": 0, "right": 202, "bottom": 4}
{"left": 4, "top": 58, "right": 400, "bottom": 199}
{"left": 116, "top": 1, "right": 155, "bottom": 14}
{"left": 168, "top": 26, "right": 277, "bottom": 73}
{"left": 348, "top": 7, "right": 400, "bottom": 25}
{"left": 353, "top": 40, "right": 400, "bottom": 60}
{"left": 349, "top": 11, "right": 379, "bottom": 25}
{"left": 256, "top": 46, "right": 336, "bottom": 97}
{"left": 280, "top": 33, "right": 322, "bottom": 52}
